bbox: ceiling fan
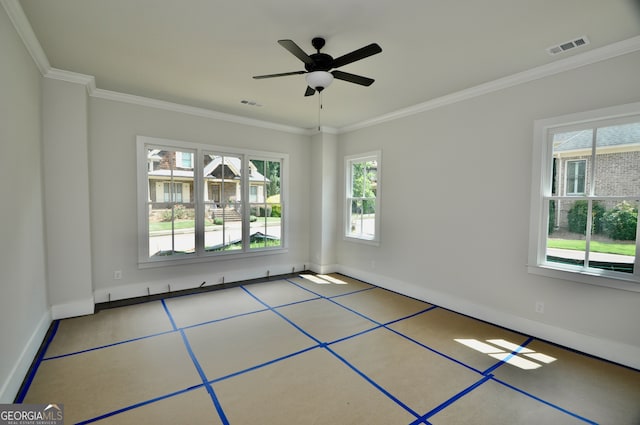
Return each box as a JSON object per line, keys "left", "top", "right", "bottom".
{"left": 253, "top": 37, "right": 382, "bottom": 96}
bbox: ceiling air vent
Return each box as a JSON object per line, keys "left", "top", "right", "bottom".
{"left": 546, "top": 36, "right": 590, "bottom": 55}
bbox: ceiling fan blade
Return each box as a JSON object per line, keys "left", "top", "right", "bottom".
{"left": 331, "top": 43, "right": 382, "bottom": 69}
{"left": 332, "top": 70, "right": 375, "bottom": 86}
{"left": 304, "top": 86, "right": 316, "bottom": 97}
{"left": 278, "top": 39, "right": 314, "bottom": 65}
{"left": 253, "top": 70, "right": 306, "bottom": 79}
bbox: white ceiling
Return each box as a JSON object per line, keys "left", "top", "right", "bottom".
{"left": 17, "top": 0, "right": 640, "bottom": 130}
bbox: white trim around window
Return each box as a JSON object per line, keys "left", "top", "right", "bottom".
{"left": 528, "top": 102, "right": 640, "bottom": 292}
{"left": 136, "top": 135, "right": 288, "bottom": 268}
{"left": 344, "top": 150, "right": 381, "bottom": 245}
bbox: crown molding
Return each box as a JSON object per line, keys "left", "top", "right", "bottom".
{"left": 5, "top": 0, "right": 640, "bottom": 136}
{"left": 340, "top": 35, "right": 640, "bottom": 134}
{"left": 90, "top": 88, "right": 312, "bottom": 135}
{"left": 44, "top": 68, "right": 96, "bottom": 91}
{"left": 1, "top": 0, "right": 49, "bottom": 74}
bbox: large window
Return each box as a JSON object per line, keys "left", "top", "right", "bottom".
{"left": 529, "top": 103, "right": 640, "bottom": 290}
{"left": 137, "top": 136, "right": 286, "bottom": 266}
{"left": 345, "top": 151, "right": 380, "bottom": 243}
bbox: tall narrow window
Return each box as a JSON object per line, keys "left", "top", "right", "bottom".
{"left": 529, "top": 103, "right": 640, "bottom": 289}
{"left": 345, "top": 151, "right": 380, "bottom": 243}
{"left": 137, "top": 136, "right": 287, "bottom": 266}
{"left": 249, "top": 159, "right": 282, "bottom": 250}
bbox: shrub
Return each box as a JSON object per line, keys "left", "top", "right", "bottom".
{"left": 602, "top": 201, "right": 638, "bottom": 240}
{"left": 213, "top": 217, "right": 224, "bottom": 225}
{"left": 249, "top": 215, "right": 257, "bottom": 222}
{"left": 271, "top": 204, "right": 281, "bottom": 218}
{"left": 567, "top": 200, "right": 605, "bottom": 234}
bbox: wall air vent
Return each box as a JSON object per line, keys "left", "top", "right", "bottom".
{"left": 546, "top": 36, "right": 590, "bottom": 55}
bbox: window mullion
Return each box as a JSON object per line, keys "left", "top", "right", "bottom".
{"left": 194, "top": 148, "right": 204, "bottom": 256}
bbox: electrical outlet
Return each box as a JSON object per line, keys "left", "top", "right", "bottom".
{"left": 113, "top": 270, "right": 122, "bottom": 280}
{"left": 535, "top": 301, "right": 545, "bottom": 314}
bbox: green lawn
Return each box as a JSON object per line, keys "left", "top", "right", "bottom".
{"left": 547, "top": 238, "right": 636, "bottom": 256}
{"left": 149, "top": 217, "right": 281, "bottom": 232}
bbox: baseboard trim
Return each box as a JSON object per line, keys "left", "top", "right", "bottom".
{"left": 335, "top": 265, "right": 640, "bottom": 370}
{"left": 51, "top": 297, "right": 95, "bottom": 320}
{"left": 0, "top": 309, "right": 51, "bottom": 403}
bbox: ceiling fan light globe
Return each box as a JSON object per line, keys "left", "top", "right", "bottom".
{"left": 305, "top": 71, "right": 334, "bottom": 91}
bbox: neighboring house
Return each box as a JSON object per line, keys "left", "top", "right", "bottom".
{"left": 551, "top": 122, "right": 640, "bottom": 230}
{"left": 146, "top": 150, "right": 268, "bottom": 216}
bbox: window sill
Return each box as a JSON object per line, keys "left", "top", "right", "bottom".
{"left": 343, "top": 235, "right": 380, "bottom": 246}
{"left": 138, "top": 247, "right": 288, "bottom": 269}
{"left": 527, "top": 263, "right": 640, "bottom": 293}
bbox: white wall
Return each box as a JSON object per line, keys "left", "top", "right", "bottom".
{"left": 309, "top": 131, "right": 338, "bottom": 272}
{"left": 42, "top": 78, "right": 94, "bottom": 319}
{"left": 335, "top": 51, "right": 640, "bottom": 369}
{"left": 88, "top": 97, "right": 312, "bottom": 301}
{"left": 0, "top": 6, "right": 50, "bottom": 402}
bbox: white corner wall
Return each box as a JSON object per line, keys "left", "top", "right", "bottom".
{"left": 42, "top": 77, "right": 94, "bottom": 319}
{"left": 309, "top": 131, "right": 338, "bottom": 272}
{"left": 335, "top": 51, "right": 640, "bottom": 369}
{"left": 0, "top": 5, "right": 50, "bottom": 402}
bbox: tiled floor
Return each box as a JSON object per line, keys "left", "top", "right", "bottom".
{"left": 18, "top": 274, "right": 640, "bottom": 424}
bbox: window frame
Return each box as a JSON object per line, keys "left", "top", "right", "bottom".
{"left": 136, "top": 136, "right": 288, "bottom": 268}
{"left": 344, "top": 150, "right": 381, "bottom": 245}
{"left": 528, "top": 102, "right": 640, "bottom": 292}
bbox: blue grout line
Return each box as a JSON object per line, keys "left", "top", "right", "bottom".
{"left": 491, "top": 376, "right": 599, "bottom": 424}
{"left": 241, "top": 284, "right": 423, "bottom": 421}
{"left": 325, "top": 344, "right": 423, "bottom": 420}
{"left": 15, "top": 320, "right": 60, "bottom": 403}
{"left": 74, "top": 384, "right": 205, "bottom": 424}
{"left": 178, "top": 328, "right": 229, "bottom": 424}
{"left": 42, "top": 329, "right": 177, "bottom": 361}
{"left": 240, "top": 285, "right": 322, "bottom": 345}
{"left": 411, "top": 375, "right": 493, "bottom": 423}
{"left": 284, "top": 277, "right": 485, "bottom": 376}
{"left": 208, "top": 344, "right": 320, "bottom": 384}
{"left": 383, "top": 326, "right": 484, "bottom": 375}
{"left": 161, "top": 296, "right": 229, "bottom": 425}
{"left": 481, "top": 336, "right": 535, "bottom": 376}
{"left": 160, "top": 299, "right": 178, "bottom": 331}
{"left": 24, "top": 276, "right": 602, "bottom": 425}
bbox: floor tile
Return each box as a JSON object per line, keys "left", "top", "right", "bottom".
{"left": 276, "top": 298, "right": 378, "bottom": 343}
{"left": 429, "top": 378, "right": 587, "bottom": 424}
{"left": 389, "top": 308, "right": 529, "bottom": 373}
{"left": 23, "top": 332, "right": 201, "bottom": 425}
{"left": 242, "top": 279, "right": 319, "bottom": 307}
{"left": 163, "top": 286, "right": 265, "bottom": 328}
{"left": 213, "top": 347, "right": 417, "bottom": 424}
{"left": 288, "top": 273, "right": 374, "bottom": 297}
{"left": 45, "top": 301, "right": 173, "bottom": 357}
{"left": 491, "top": 340, "right": 640, "bottom": 425}
{"left": 185, "top": 309, "right": 316, "bottom": 381}
{"left": 331, "top": 327, "right": 482, "bottom": 415}
{"left": 332, "top": 287, "right": 432, "bottom": 324}
{"left": 93, "top": 388, "right": 223, "bottom": 425}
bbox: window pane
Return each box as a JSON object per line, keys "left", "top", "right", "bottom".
{"left": 148, "top": 203, "right": 195, "bottom": 257}
{"left": 249, "top": 159, "right": 282, "bottom": 250}
{"left": 552, "top": 130, "right": 592, "bottom": 196}
{"left": 546, "top": 199, "right": 587, "bottom": 267}
{"left": 203, "top": 153, "right": 243, "bottom": 251}
{"left": 351, "top": 162, "right": 364, "bottom": 197}
{"left": 590, "top": 199, "right": 637, "bottom": 274}
{"left": 594, "top": 122, "right": 640, "bottom": 196}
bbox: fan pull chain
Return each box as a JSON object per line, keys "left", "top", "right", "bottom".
{"left": 318, "top": 91, "right": 323, "bottom": 131}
